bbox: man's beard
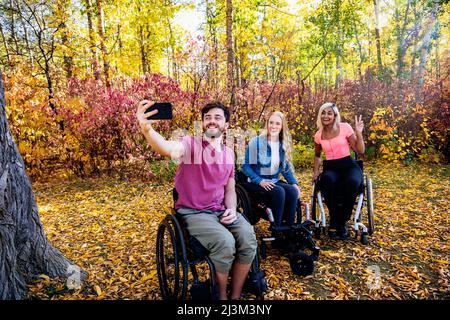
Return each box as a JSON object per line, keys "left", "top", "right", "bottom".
{"left": 203, "top": 125, "right": 225, "bottom": 139}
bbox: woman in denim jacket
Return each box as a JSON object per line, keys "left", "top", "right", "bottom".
{"left": 242, "top": 111, "right": 301, "bottom": 227}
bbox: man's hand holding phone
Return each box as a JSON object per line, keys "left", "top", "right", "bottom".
{"left": 136, "top": 99, "right": 172, "bottom": 132}
{"left": 136, "top": 99, "right": 184, "bottom": 160}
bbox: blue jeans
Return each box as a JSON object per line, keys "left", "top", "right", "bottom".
{"left": 244, "top": 181, "right": 299, "bottom": 227}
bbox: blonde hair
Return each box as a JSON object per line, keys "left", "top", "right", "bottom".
{"left": 316, "top": 102, "right": 341, "bottom": 130}
{"left": 263, "top": 111, "right": 293, "bottom": 165}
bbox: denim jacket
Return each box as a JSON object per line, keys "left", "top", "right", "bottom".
{"left": 241, "top": 135, "right": 298, "bottom": 185}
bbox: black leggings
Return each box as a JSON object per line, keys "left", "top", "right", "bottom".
{"left": 244, "top": 181, "right": 299, "bottom": 227}
{"left": 320, "top": 156, "right": 363, "bottom": 231}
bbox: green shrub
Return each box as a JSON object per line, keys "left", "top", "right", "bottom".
{"left": 150, "top": 160, "right": 178, "bottom": 182}
{"left": 292, "top": 143, "right": 315, "bottom": 169}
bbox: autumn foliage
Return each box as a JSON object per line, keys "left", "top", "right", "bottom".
{"left": 4, "top": 68, "right": 448, "bottom": 179}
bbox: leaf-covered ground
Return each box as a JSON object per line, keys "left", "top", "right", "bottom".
{"left": 29, "top": 163, "right": 449, "bottom": 300}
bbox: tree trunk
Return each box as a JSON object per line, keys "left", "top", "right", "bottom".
{"left": 373, "top": 0, "right": 383, "bottom": 78}
{"left": 352, "top": 15, "right": 363, "bottom": 80}
{"left": 410, "top": 1, "right": 421, "bottom": 80}
{"left": 9, "top": 0, "right": 20, "bottom": 55}
{"left": 335, "top": 0, "right": 342, "bottom": 89}
{"left": 226, "top": 0, "right": 235, "bottom": 109}
{"left": 0, "top": 71, "right": 86, "bottom": 299}
{"left": 85, "top": 0, "right": 100, "bottom": 80}
{"left": 234, "top": 38, "right": 241, "bottom": 88}
{"left": 139, "top": 25, "right": 147, "bottom": 74}
{"left": 95, "top": 0, "right": 111, "bottom": 87}
{"left": 416, "top": 0, "right": 440, "bottom": 101}
{"left": 60, "top": 27, "right": 74, "bottom": 80}
{"left": 206, "top": 1, "right": 219, "bottom": 92}
{"left": 0, "top": 23, "right": 11, "bottom": 67}
{"left": 435, "top": 40, "right": 440, "bottom": 80}
{"left": 166, "top": 17, "right": 178, "bottom": 82}
{"left": 396, "top": 0, "right": 411, "bottom": 78}
{"left": 14, "top": 0, "right": 33, "bottom": 67}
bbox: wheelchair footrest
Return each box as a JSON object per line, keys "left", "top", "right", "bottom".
{"left": 190, "top": 280, "right": 219, "bottom": 301}
{"left": 244, "top": 269, "right": 268, "bottom": 297}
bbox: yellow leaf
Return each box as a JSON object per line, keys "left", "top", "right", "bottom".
{"left": 94, "top": 285, "right": 102, "bottom": 296}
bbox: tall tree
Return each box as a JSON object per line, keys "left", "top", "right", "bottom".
{"left": 0, "top": 21, "right": 11, "bottom": 67}
{"left": 410, "top": 0, "right": 420, "bottom": 80}
{"left": 416, "top": 0, "right": 441, "bottom": 100}
{"left": 0, "top": 71, "right": 85, "bottom": 299}
{"left": 84, "top": 0, "right": 100, "bottom": 80}
{"left": 95, "top": 0, "right": 111, "bottom": 87}
{"left": 226, "top": 0, "right": 235, "bottom": 108}
{"left": 335, "top": 0, "right": 343, "bottom": 88}
{"left": 13, "top": 0, "right": 33, "bottom": 66}
{"left": 395, "top": 0, "right": 412, "bottom": 78}
{"left": 373, "top": 0, "right": 383, "bottom": 78}
{"left": 55, "top": 0, "right": 74, "bottom": 80}
{"left": 17, "top": 0, "right": 64, "bottom": 130}
{"left": 205, "top": 0, "right": 220, "bottom": 92}
{"left": 136, "top": 2, "right": 148, "bottom": 74}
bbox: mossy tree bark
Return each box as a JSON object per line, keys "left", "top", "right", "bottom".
{"left": 0, "top": 71, "right": 85, "bottom": 299}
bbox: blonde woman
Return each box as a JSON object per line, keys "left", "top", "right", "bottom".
{"left": 242, "top": 111, "right": 300, "bottom": 227}
{"left": 313, "top": 102, "right": 365, "bottom": 240}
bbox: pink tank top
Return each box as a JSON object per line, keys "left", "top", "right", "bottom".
{"left": 314, "top": 123, "right": 355, "bottom": 160}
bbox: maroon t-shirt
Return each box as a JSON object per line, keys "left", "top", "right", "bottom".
{"left": 174, "top": 136, "right": 235, "bottom": 211}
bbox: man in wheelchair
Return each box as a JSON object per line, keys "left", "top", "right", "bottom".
{"left": 137, "top": 100, "right": 257, "bottom": 300}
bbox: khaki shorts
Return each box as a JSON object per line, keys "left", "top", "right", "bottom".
{"left": 177, "top": 208, "right": 257, "bottom": 273}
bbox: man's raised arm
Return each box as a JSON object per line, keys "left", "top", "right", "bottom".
{"left": 136, "top": 99, "right": 185, "bottom": 160}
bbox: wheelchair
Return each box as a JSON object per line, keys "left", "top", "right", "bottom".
{"left": 308, "top": 159, "right": 374, "bottom": 245}
{"left": 235, "top": 171, "right": 320, "bottom": 276}
{"left": 155, "top": 189, "right": 267, "bottom": 301}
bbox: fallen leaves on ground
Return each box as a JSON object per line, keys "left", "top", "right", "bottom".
{"left": 28, "top": 162, "right": 449, "bottom": 300}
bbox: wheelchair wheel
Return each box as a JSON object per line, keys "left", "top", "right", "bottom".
{"left": 365, "top": 174, "right": 374, "bottom": 235}
{"left": 236, "top": 184, "right": 260, "bottom": 225}
{"left": 156, "top": 214, "right": 188, "bottom": 300}
{"left": 289, "top": 251, "right": 315, "bottom": 277}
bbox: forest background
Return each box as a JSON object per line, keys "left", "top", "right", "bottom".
{"left": 1, "top": 0, "right": 449, "bottom": 180}
{"left": 0, "top": 0, "right": 449, "bottom": 300}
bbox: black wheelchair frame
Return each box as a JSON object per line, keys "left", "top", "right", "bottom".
{"left": 235, "top": 171, "right": 320, "bottom": 276}
{"left": 308, "top": 159, "right": 375, "bottom": 244}
{"left": 155, "top": 189, "right": 267, "bottom": 301}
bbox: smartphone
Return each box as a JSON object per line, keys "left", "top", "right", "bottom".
{"left": 144, "top": 102, "right": 173, "bottom": 120}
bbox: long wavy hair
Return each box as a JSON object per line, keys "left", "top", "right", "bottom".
{"left": 262, "top": 111, "right": 293, "bottom": 166}
{"left": 316, "top": 102, "right": 341, "bottom": 131}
